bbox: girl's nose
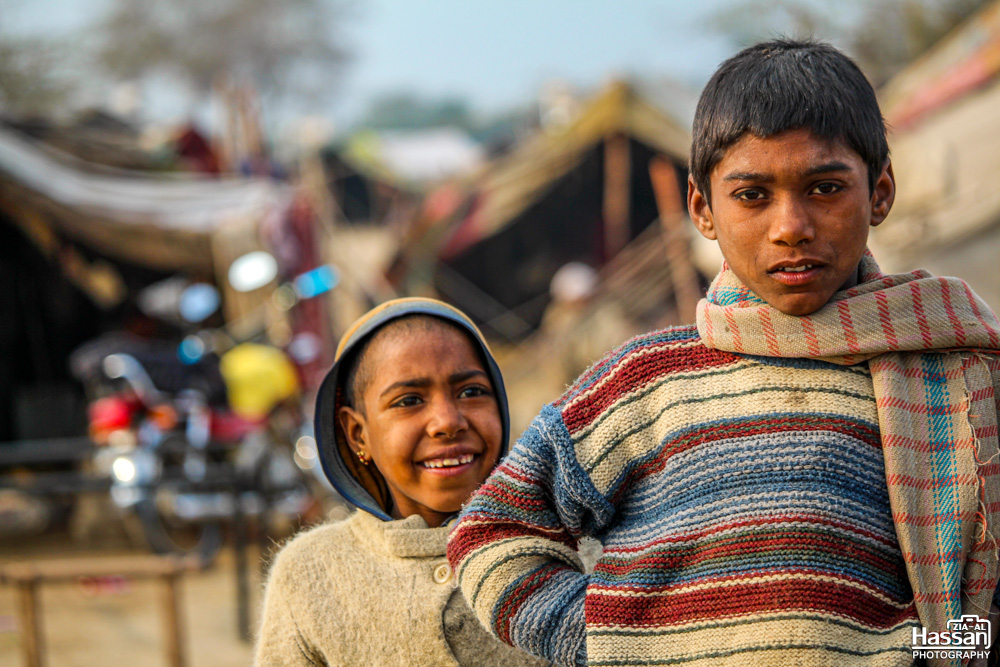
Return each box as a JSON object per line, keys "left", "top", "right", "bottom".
{"left": 427, "top": 396, "right": 468, "bottom": 439}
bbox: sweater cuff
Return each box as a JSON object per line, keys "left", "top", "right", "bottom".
{"left": 504, "top": 562, "right": 587, "bottom": 666}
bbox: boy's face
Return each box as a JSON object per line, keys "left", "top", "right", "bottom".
{"left": 688, "top": 128, "right": 895, "bottom": 316}
{"left": 338, "top": 323, "right": 502, "bottom": 527}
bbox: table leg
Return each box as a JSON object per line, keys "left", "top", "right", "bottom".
{"left": 161, "top": 571, "right": 186, "bottom": 667}
{"left": 18, "top": 577, "right": 42, "bottom": 667}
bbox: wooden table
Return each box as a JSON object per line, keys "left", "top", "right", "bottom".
{"left": 0, "top": 554, "right": 202, "bottom": 667}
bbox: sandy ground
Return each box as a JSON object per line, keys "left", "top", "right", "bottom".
{"left": 0, "top": 528, "right": 272, "bottom": 667}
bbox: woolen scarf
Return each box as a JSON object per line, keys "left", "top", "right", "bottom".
{"left": 697, "top": 251, "right": 1000, "bottom": 666}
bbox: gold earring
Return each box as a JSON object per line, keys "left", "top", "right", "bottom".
{"left": 356, "top": 450, "right": 370, "bottom": 466}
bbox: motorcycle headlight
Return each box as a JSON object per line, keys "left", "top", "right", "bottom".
{"left": 111, "top": 456, "right": 137, "bottom": 483}
{"left": 108, "top": 449, "right": 158, "bottom": 486}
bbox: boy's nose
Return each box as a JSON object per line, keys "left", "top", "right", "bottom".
{"left": 427, "top": 396, "right": 468, "bottom": 439}
{"left": 768, "top": 197, "right": 815, "bottom": 246}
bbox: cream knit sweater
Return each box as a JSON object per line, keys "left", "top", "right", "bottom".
{"left": 255, "top": 510, "right": 550, "bottom": 666}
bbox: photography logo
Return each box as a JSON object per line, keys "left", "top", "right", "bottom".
{"left": 911, "top": 615, "right": 992, "bottom": 661}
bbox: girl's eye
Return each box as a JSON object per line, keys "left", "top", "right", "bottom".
{"left": 390, "top": 395, "right": 422, "bottom": 408}
{"left": 734, "top": 188, "right": 766, "bottom": 202}
{"left": 811, "top": 182, "right": 841, "bottom": 195}
{"left": 458, "top": 385, "right": 492, "bottom": 399}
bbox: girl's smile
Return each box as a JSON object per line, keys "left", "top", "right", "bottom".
{"left": 338, "top": 321, "right": 502, "bottom": 527}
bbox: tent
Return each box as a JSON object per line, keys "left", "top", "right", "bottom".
{"left": 0, "top": 123, "right": 295, "bottom": 441}
{"left": 393, "top": 80, "right": 696, "bottom": 340}
{"left": 0, "top": 124, "right": 291, "bottom": 274}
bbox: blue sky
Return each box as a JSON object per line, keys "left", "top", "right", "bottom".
{"left": 344, "top": 1, "right": 737, "bottom": 111}
{"left": 1, "top": 0, "right": 754, "bottom": 125}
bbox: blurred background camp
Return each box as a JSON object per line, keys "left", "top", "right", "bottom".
{"left": 1, "top": 0, "right": 998, "bottom": 665}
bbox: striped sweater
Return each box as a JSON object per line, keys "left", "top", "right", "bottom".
{"left": 448, "top": 325, "right": 922, "bottom": 666}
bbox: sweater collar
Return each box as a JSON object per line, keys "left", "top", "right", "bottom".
{"left": 355, "top": 511, "right": 452, "bottom": 558}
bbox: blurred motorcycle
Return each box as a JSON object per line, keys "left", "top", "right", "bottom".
{"left": 71, "top": 254, "right": 336, "bottom": 561}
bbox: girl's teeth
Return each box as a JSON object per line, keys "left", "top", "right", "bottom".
{"left": 423, "top": 454, "right": 475, "bottom": 468}
{"left": 782, "top": 265, "right": 813, "bottom": 273}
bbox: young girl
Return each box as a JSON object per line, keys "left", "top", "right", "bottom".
{"left": 255, "top": 298, "right": 547, "bottom": 666}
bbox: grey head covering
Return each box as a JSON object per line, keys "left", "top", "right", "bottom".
{"left": 315, "top": 297, "right": 510, "bottom": 520}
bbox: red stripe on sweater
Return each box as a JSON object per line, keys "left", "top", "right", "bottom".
{"left": 494, "top": 563, "right": 563, "bottom": 644}
{"left": 595, "top": 531, "right": 899, "bottom": 577}
{"left": 447, "top": 520, "right": 577, "bottom": 565}
{"left": 603, "top": 513, "right": 900, "bottom": 552}
{"left": 585, "top": 578, "right": 915, "bottom": 628}
{"left": 562, "top": 345, "right": 738, "bottom": 434}
{"left": 476, "top": 480, "right": 554, "bottom": 512}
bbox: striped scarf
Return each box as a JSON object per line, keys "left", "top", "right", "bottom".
{"left": 697, "top": 251, "right": 1000, "bottom": 666}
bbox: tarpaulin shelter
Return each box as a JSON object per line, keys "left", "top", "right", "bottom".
{"left": 497, "top": 218, "right": 711, "bottom": 432}
{"left": 392, "top": 81, "right": 694, "bottom": 340}
{"left": 0, "top": 123, "right": 294, "bottom": 441}
{"left": 319, "top": 143, "right": 420, "bottom": 227}
{"left": 872, "top": 0, "right": 1000, "bottom": 312}
{"left": 339, "top": 128, "right": 485, "bottom": 188}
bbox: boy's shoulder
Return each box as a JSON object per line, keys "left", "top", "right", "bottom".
{"left": 553, "top": 324, "right": 699, "bottom": 408}
{"left": 551, "top": 323, "right": 739, "bottom": 426}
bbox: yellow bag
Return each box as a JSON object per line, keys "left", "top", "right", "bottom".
{"left": 219, "top": 343, "right": 300, "bottom": 420}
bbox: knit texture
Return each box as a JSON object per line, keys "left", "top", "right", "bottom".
{"left": 450, "top": 328, "right": 923, "bottom": 666}
{"left": 256, "top": 511, "right": 549, "bottom": 666}
{"left": 449, "top": 258, "right": 1000, "bottom": 667}
{"left": 698, "top": 252, "right": 1000, "bottom": 665}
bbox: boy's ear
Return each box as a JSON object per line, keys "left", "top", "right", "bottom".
{"left": 337, "top": 406, "right": 368, "bottom": 458}
{"left": 870, "top": 160, "right": 895, "bottom": 227}
{"left": 687, "top": 175, "right": 717, "bottom": 240}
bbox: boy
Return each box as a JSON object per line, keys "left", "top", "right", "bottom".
{"left": 447, "top": 40, "right": 1000, "bottom": 667}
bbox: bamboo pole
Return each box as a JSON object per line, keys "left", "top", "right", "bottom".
{"left": 603, "top": 134, "right": 631, "bottom": 261}
{"left": 649, "top": 157, "right": 703, "bottom": 323}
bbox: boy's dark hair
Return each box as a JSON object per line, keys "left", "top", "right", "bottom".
{"left": 690, "top": 39, "right": 888, "bottom": 203}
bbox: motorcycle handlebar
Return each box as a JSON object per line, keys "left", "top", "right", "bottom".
{"left": 102, "top": 354, "right": 164, "bottom": 407}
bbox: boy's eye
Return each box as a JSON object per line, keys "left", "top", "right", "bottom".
{"left": 811, "top": 182, "right": 842, "bottom": 195}
{"left": 458, "top": 385, "right": 492, "bottom": 399}
{"left": 390, "top": 395, "right": 423, "bottom": 408}
{"left": 734, "top": 188, "right": 766, "bottom": 202}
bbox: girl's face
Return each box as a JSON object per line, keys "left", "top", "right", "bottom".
{"left": 338, "top": 323, "right": 503, "bottom": 527}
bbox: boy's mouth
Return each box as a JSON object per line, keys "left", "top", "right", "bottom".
{"left": 768, "top": 261, "right": 824, "bottom": 286}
